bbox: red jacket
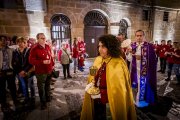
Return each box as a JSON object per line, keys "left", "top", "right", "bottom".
{"left": 153, "top": 44, "right": 160, "bottom": 55}
{"left": 29, "top": 43, "right": 54, "bottom": 74}
{"left": 72, "top": 46, "right": 79, "bottom": 58}
{"left": 173, "top": 49, "right": 180, "bottom": 64}
{"left": 166, "top": 47, "right": 174, "bottom": 63}
{"left": 158, "top": 45, "right": 167, "bottom": 58}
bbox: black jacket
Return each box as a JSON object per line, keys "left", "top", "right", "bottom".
{"left": 12, "top": 47, "right": 33, "bottom": 74}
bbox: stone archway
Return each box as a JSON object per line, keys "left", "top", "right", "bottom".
{"left": 119, "top": 18, "right": 131, "bottom": 39}
{"left": 84, "top": 10, "right": 108, "bottom": 58}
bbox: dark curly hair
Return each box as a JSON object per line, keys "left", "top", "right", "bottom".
{"left": 99, "top": 34, "right": 121, "bottom": 58}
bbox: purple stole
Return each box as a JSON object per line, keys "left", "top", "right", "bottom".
{"left": 131, "top": 42, "right": 157, "bottom": 104}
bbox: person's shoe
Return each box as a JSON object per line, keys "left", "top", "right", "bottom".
{"left": 51, "top": 78, "right": 57, "bottom": 82}
{"left": 22, "top": 98, "right": 29, "bottom": 105}
{"left": 30, "top": 97, "right": 35, "bottom": 106}
{"left": 165, "top": 78, "right": 170, "bottom": 81}
{"left": 46, "top": 97, "right": 52, "bottom": 102}
{"left": 176, "top": 82, "right": 180, "bottom": 85}
{"left": 51, "top": 86, "right": 55, "bottom": 90}
{"left": 157, "top": 70, "right": 162, "bottom": 72}
{"left": 1, "top": 103, "right": 9, "bottom": 112}
{"left": 79, "top": 67, "right": 84, "bottom": 72}
{"left": 67, "top": 75, "right": 72, "bottom": 78}
{"left": 41, "top": 102, "right": 47, "bottom": 110}
{"left": 51, "top": 82, "right": 55, "bottom": 85}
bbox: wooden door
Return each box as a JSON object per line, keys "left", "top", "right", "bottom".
{"left": 84, "top": 26, "right": 106, "bottom": 58}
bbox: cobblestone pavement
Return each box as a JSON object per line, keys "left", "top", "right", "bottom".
{"left": 0, "top": 58, "right": 180, "bottom": 120}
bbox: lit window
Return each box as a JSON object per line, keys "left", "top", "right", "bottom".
{"left": 51, "top": 14, "right": 71, "bottom": 49}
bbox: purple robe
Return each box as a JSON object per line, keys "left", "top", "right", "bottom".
{"left": 130, "top": 41, "right": 157, "bottom": 106}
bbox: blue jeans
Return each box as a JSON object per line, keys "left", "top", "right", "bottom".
{"left": 73, "top": 58, "right": 78, "bottom": 73}
{"left": 17, "top": 75, "right": 29, "bottom": 99}
{"left": 167, "top": 63, "right": 174, "bottom": 79}
{"left": 174, "top": 64, "right": 180, "bottom": 83}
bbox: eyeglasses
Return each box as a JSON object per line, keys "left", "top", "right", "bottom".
{"left": 40, "top": 38, "right": 46, "bottom": 39}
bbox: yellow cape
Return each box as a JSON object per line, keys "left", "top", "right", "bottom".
{"left": 80, "top": 56, "right": 137, "bottom": 120}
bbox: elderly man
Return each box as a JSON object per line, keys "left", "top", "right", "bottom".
{"left": 29, "top": 33, "right": 54, "bottom": 110}
{"left": 127, "top": 30, "right": 157, "bottom": 107}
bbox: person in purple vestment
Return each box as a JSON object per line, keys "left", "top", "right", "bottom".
{"left": 127, "top": 30, "right": 157, "bottom": 108}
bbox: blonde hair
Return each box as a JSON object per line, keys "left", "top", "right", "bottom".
{"left": 16, "top": 37, "right": 27, "bottom": 43}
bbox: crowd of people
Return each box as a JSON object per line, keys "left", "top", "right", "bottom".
{"left": 0, "top": 30, "right": 179, "bottom": 119}
{"left": 153, "top": 39, "right": 180, "bottom": 84}
{"left": 0, "top": 33, "right": 87, "bottom": 113}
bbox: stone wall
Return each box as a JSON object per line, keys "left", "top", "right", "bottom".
{"left": 0, "top": 0, "right": 179, "bottom": 42}
{"left": 47, "top": 0, "right": 152, "bottom": 40}
{"left": 153, "top": 9, "right": 180, "bottom": 43}
{"left": 0, "top": 9, "right": 50, "bottom": 39}
{"left": 174, "top": 11, "right": 180, "bottom": 42}
{"left": 0, "top": 9, "right": 29, "bottom": 37}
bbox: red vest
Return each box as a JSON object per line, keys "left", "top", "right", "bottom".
{"left": 174, "top": 49, "right": 180, "bottom": 64}
{"left": 95, "top": 62, "right": 108, "bottom": 104}
{"left": 153, "top": 44, "right": 160, "bottom": 55}
{"left": 166, "top": 47, "right": 174, "bottom": 63}
{"left": 158, "top": 45, "right": 167, "bottom": 58}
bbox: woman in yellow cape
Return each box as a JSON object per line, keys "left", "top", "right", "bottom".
{"left": 80, "top": 34, "right": 136, "bottom": 120}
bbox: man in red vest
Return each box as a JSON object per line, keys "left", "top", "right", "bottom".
{"left": 158, "top": 40, "right": 167, "bottom": 73}
{"left": 165, "top": 40, "right": 174, "bottom": 81}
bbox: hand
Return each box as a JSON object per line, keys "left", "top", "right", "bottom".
{"left": 172, "top": 53, "right": 179, "bottom": 57}
{"left": 19, "top": 71, "right": 26, "bottom": 77}
{"left": 136, "top": 55, "right": 141, "bottom": 60}
{"left": 85, "top": 82, "right": 94, "bottom": 92}
{"left": 43, "top": 60, "right": 51, "bottom": 64}
{"left": 127, "top": 47, "right": 132, "bottom": 53}
{"left": 164, "top": 52, "right": 168, "bottom": 56}
{"left": 91, "top": 94, "right": 101, "bottom": 99}
{"left": 171, "top": 52, "right": 175, "bottom": 56}
{"left": 131, "top": 53, "right": 135, "bottom": 56}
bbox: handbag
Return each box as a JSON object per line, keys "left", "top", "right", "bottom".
{"left": 63, "top": 49, "right": 73, "bottom": 63}
{"left": 69, "top": 58, "right": 73, "bottom": 63}
{"left": 52, "top": 69, "right": 59, "bottom": 78}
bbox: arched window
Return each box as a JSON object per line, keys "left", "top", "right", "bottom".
{"left": 51, "top": 14, "right": 71, "bottom": 49}
{"left": 119, "top": 19, "right": 128, "bottom": 39}
{"left": 84, "top": 10, "right": 108, "bottom": 26}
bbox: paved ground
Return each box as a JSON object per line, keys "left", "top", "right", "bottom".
{"left": 0, "top": 58, "right": 180, "bottom": 120}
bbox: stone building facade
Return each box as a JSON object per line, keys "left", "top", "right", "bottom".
{"left": 0, "top": 0, "right": 180, "bottom": 48}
